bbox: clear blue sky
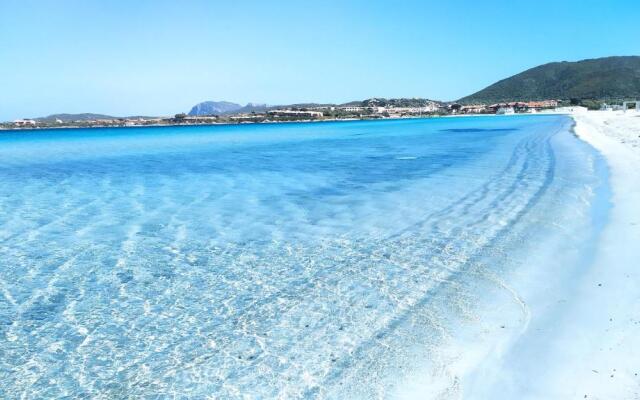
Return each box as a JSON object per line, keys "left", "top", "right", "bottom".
{"left": 1, "top": 0, "right": 638, "bottom": 120}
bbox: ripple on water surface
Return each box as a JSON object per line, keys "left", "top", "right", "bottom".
{"left": 0, "top": 116, "right": 605, "bottom": 398}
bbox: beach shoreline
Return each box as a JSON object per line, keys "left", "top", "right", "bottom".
{"left": 398, "top": 110, "right": 640, "bottom": 399}
{"left": 550, "top": 110, "right": 640, "bottom": 398}
{"left": 0, "top": 115, "right": 440, "bottom": 132}
{"left": 511, "top": 110, "right": 640, "bottom": 398}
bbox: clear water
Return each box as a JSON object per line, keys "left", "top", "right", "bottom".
{"left": 0, "top": 116, "right": 608, "bottom": 398}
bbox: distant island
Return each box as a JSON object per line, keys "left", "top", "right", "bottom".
{"left": 3, "top": 56, "right": 639, "bottom": 130}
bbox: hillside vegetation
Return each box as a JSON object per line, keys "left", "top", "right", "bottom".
{"left": 459, "top": 56, "right": 640, "bottom": 104}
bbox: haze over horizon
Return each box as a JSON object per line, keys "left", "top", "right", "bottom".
{"left": 1, "top": 0, "right": 638, "bottom": 120}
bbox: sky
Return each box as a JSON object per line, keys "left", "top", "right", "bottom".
{"left": 1, "top": 0, "right": 639, "bottom": 120}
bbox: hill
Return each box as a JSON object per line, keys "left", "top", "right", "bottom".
{"left": 459, "top": 56, "right": 640, "bottom": 104}
{"left": 34, "top": 113, "right": 159, "bottom": 122}
{"left": 35, "top": 113, "right": 117, "bottom": 122}
{"left": 235, "top": 103, "right": 270, "bottom": 114}
{"left": 188, "top": 101, "right": 243, "bottom": 116}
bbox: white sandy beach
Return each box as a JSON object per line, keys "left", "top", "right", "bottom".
{"left": 561, "top": 110, "right": 640, "bottom": 398}
{"left": 496, "top": 110, "right": 640, "bottom": 399}
{"left": 474, "top": 110, "right": 640, "bottom": 399}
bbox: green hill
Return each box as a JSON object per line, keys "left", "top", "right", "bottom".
{"left": 459, "top": 56, "right": 640, "bottom": 104}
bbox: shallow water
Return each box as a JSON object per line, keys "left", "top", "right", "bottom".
{"left": 0, "top": 116, "right": 608, "bottom": 398}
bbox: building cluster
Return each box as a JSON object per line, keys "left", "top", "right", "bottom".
{"left": 267, "top": 109, "right": 324, "bottom": 118}
{"left": 12, "top": 119, "right": 37, "bottom": 126}
{"left": 601, "top": 101, "right": 640, "bottom": 111}
{"left": 190, "top": 102, "right": 444, "bottom": 123}
{"left": 306, "top": 102, "right": 441, "bottom": 117}
{"left": 452, "top": 100, "right": 559, "bottom": 115}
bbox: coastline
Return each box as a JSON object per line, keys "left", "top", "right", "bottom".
{"left": 0, "top": 115, "right": 440, "bottom": 132}
{"left": 396, "top": 111, "right": 640, "bottom": 399}
{"left": 498, "top": 110, "right": 640, "bottom": 398}
{"left": 0, "top": 112, "right": 570, "bottom": 133}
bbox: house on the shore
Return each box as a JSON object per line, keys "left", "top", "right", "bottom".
{"left": 525, "top": 100, "right": 558, "bottom": 110}
{"left": 338, "top": 106, "right": 365, "bottom": 113}
{"left": 13, "top": 119, "right": 37, "bottom": 126}
{"left": 460, "top": 104, "right": 488, "bottom": 114}
{"left": 489, "top": 102, "right": 528, "bottom": 113}
{"left": 448, "top": 103, "right": 462, "bottom": 114}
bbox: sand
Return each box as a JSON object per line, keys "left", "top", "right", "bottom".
{"left": 546, "top": 110, "right": 640, "bottom": 398}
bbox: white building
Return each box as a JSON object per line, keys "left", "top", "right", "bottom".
{"left": 339, "top": 106, "right": 365, "bottom": 112}
{"left": 13, "top": 119, "right": 37, "bottom": 126}
{"left": 267, "top": 110, "right": 324, "bottom": 118}
{"left": 496, "top": 107, "right": 515, "bottom": 115}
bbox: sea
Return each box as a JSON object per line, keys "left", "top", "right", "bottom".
{"left": 0, "top": 115, "right": 609, "bottom": 399}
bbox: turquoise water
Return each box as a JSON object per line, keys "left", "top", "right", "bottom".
{"left": 0, "top": 116, "right": 608, "bottom": 398}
